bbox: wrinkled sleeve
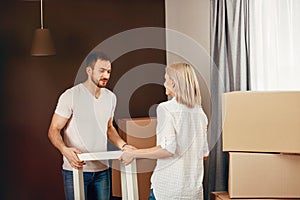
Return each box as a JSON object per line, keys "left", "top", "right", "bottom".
{"left": 202, "top": 116, "right": 209, "bottom": 157}
{"left": 54, "top": 90, "right": 73, "bottom": 119}
{"left": 110, "top": 94, "right": 117, "bottom": 118}
{"left": 156, "top": 104, "right": 176, "bottom": 154}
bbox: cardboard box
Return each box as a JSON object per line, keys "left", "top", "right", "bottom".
{"left": 210, "top": 192, "right": 292, "bottom": 200}
{"left": 118, "top": 117, "right": 157, "bottom": 148}
{"left": 222, "top": 91, "right": 300, "bottom": 153}
{"left": 228, "top": 152, "right": 300, "bottom": 198}
{"left": 112, "top": 117, "right": 157, "bottom": 199}
{"left": 210, "top": 192, "right": 233, "bottom": 200}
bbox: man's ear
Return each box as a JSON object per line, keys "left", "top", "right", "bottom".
{"left": 86, "top": 66, "right": 92, "bottom": 75}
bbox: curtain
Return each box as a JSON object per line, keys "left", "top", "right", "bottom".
{"left": 204, "top": 0, "right": 250, "bottom": 199}
{"left": 250, "top": 0, "right": 300, "bottom": 91}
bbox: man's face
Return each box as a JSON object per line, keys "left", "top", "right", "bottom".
{"left": 91, "top": 59, "right": 112, "bottom": 88}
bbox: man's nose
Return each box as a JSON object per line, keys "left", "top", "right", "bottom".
{"left": 102, "top": 71, "right": 110, "bottom": 78}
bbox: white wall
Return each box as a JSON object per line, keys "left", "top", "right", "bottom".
{"left": 165, "top": 0, "right": 210, "bottom": 54}
{"left": 165, "top": 0, "right": 211, "bottom": 119}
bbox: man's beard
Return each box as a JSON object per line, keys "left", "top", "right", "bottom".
{"left": 98, "top": 83, "right": 106, "bottom": 88}
{"left": 92, "top": 77, "right": 107, "bottom": 88}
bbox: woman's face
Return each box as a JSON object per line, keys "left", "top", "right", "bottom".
{"left": 164, "top": 72, "right": 175, "bottom": 97}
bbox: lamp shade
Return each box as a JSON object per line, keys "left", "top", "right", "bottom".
{"left": 31, "top": 28, "right": 56, "bottom": 56}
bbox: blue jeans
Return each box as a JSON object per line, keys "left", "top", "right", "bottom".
{"left": 62, "top": 169, "right": 111, "bottom": 200}
{"left": 148, "top": 189, "right": 156, "bottom": 200}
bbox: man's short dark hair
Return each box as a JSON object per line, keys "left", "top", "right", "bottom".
{"left": 85, "top": 52, "right": 111, "bottom": 68}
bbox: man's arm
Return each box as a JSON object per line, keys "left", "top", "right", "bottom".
{"left": 106, "top": 117, "right": 136, "bottom": 151}
{"left": 48, "top": 113, "right": 84, "bottom": 169}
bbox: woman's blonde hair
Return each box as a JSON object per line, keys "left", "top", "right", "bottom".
{"left": 166, "top": 62, "right": 201, "bottom": 108}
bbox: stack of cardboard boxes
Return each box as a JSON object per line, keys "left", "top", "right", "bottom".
{"left": 217, "top": 91, "right": 300, "bottom": 199}
{"left": 112, "top": 117, "right": 157, "bottom": 200}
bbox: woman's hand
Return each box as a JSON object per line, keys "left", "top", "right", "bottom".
{"left": 122, "top": 144, "right": 137, "bottom": 151}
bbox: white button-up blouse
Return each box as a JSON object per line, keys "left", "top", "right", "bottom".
{"left": 151, "top": 98, "right": 209, "bottom": 200}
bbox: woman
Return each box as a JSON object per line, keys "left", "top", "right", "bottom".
{"left": 120, "top": 62, "right": 209, "bottom": 200}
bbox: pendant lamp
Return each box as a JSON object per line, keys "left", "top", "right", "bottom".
{"left": 31, "top": 0, "right": 56, "bottom": 56}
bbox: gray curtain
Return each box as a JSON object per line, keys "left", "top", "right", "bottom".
{"left": 203, "top": 0, "right": 251, "bottom": 199}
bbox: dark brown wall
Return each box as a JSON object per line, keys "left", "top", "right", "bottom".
{"left": 0, "top": 1, "right": 166, "bottom": 199}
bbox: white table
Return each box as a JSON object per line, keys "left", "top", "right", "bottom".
{"left": 73, "top": 151, "right": 139, "bottom": 200}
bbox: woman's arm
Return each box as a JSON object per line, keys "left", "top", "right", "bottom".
{"left": 120, "top": 146, "right": 173, "bottom": 165}
{"left": 120, "top": 104, "right": 175, "bottom": 165}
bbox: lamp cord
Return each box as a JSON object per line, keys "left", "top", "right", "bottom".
{"left": 40, "top": 0, "right": 43, "bottom": 29}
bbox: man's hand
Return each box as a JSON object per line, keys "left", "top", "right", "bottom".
{"left": 61, "top": 147, "right": 85, "bottom": 169}
{"left": 119, "top": 151, "right": 135, "bottom": 166}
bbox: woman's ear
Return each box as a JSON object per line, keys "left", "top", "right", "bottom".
{"left": 171, "top": 80, "right": 175, "bottom": 88}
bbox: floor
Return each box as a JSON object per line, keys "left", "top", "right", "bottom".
{"left": 111, "top": 197, "right": 122, "bottom": 200}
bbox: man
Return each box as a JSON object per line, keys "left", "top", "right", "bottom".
{"left": 48, "top": 52, "right": 133, "bottom": 200}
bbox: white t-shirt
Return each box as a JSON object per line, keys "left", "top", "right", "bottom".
{"left": 55, "top": 83, "right": 116, "bottom": 172}
{"left": 151, "top": 98, "right": 209, "bottom": 200}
